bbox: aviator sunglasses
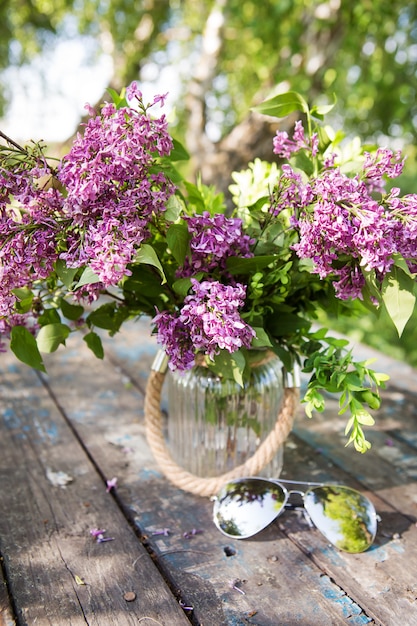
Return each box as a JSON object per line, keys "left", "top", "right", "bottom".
{"left": 212, "top": 477, "right": 378, "bottom": 553}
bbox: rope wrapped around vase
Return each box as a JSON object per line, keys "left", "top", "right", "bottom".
{"left": 144, "top": 350, "right": 300, "bottom": 497}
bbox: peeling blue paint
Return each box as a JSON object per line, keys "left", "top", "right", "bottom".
{"left": 71, "top": 410, "right": 89, "bottom": 423}
{"left": 98, "top": 389, "right": 117, "bottom": 399}
{"left": 2, "top": 407, "right": 21, "bottom": 429}
{"left": 137, "top": 468, "right": 161, "bottom": 480}
{"left": 389, "top": 541, "right": 405, "bottom": 555}
{"left": 221, "top": 610, "right": 247, "bottom": 626}
{"left": 368, "top": 546, "right": 388, "bottom": 562}
{"left": 319, "top": 576, "right": 372, "bottom": 623}
{"left": 319, "top": 545, "right": 345, "bottom": 567}
{"left": 6, "top": 363, "right": 20, "bottom": 374}
{"left": 45, "top": 422, "right": 59, "bottom": 443}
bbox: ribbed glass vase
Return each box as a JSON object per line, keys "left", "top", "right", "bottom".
{"left": 166, "top": 351, "right": 285, "bottom": 478}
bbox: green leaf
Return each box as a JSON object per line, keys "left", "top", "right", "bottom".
{"left": 361, "top": 266, "right": 381, "bottom": 301}
{"left": 11, "top": 287, "right": 33, "bottom": 301}
{"left": 75, "top": 267, "right": 101, "bottom": 289}
{"left": 164, "top": 194, "right": 185, "bottom": 222}
{"left": 392, "top": 253, "right": 414, "bottom": 275}
{"left": 382, "top": 266, "right": 416, "bottom": 336}
{"left": 169, "top": 138, "right": 190, "bottom": 161}
{"left": 354, "top": 409, "right": 375, "bottom": 426}
{"left": 317, "top": 125, "right": 332, "bottom": 152}
{"left": 229, "top": 351, "right": 247, "bottom": 387}
{"left": 172, "top": 277, "right": 193, "bottom": 297}
{"left": 303, "top": 388, "right": 326, "bottom": 417}
{"left": 344, "top": 372, "right": 365, "bottom": 391}
{"left": 267, "top": 313, "right": 310, "bottom": 336}
{"left": 135, "top": 244, "right": 166, "bottom": 283}
{"left": 87, "top": 303, "right": 125, "bottom": 331}
{"left": 252, "top": 91, "right": 309, "bottom": 118}
{"left": 36, "top": 323, "right": 71, "bottom": 353}
{"left": 12, "top": 287, "right": 34, "bottom": 313}
{"left": 157, "top": 161, "right": 183, "bottom": 183}
{"left": 344, "top": 416, "right": 355, "bottom": 436}
{"left": 38, "top": 308, "right": 61, "bottom": 325}
{"left": 106, "top": 87, "right": 128, "bottom": 108}
{"left": 226, "top": 255, "right": 276, "bottom": 275}
{"left": 349, "top": 397, "right": 375, "bottom": 426}
{"left": 60, "top": 299, "right": 84, "bottom": 321}
{"left": 55, "top": 259, "right": 79, "bottom": 289}
{"left": 251, "top": 327, "right": 273, "bottom": 348}
{"left": 292, "top": 151, "right": 315, "bottom": 176}
{"left": 310, "top": 94, "right": 337, "bottom": 119}
{"left": 183, "top": 181, "right": 205, "bottom": 210}
{"left": 207, "top": 350, "right": 246, "bottom": 386}
{"left": 10, "top": 326, "right": 46, "bottom": 372}
{"left": 83, "top": 332, "right": 104, "bottom": 359}
{"left": 372, "top": 371, "right": 390, "bottom": 385}
{"left": 166, "top": 223, "right": 191, "bottom": 265}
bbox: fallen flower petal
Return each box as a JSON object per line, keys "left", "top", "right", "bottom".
{"left": 90, "top": 527, "right": 114, "bottom": 543}
{"left": 183, "top": 528, "right": 203, "bottom": 539}
{"left": 230, "top": 579, "right": 245, "bottom": 595}
{"left": 106, "top": 477, "right": 118, "bottom": 492}
{"left": 152, "top": 528, "right": 171, "bottom": 536}
{"left": 97, "top": 535, "right": 114, "bottom": 543}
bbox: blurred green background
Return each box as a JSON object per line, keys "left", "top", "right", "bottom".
{"left": 2, "top": 0, "right": 417, "bottom": 365}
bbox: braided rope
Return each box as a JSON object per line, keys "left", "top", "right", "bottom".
{"left": 144, "top": 369, "right": 299, "bottom": 497}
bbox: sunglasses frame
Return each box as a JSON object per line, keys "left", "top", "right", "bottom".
{"left": 212, "top": 477, "right": 379, "bottom": 552}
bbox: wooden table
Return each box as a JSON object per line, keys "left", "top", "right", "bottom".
{"left": 1, "top": 319, "right": 416, "bottom": 625}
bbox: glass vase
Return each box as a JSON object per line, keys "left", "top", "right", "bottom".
{"left": 166, "top": 352, "right": 286, "bottom": 478}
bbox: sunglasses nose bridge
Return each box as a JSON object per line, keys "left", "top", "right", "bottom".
{"left": 286, "top": 488, "right": 306, "bottom": 507}
{"left": 287, "top": 488, "right": 305, "bottom": 497}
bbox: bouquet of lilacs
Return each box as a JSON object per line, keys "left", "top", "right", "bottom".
{"left": 1, "top": 86, "right": 416, "bottom": 452}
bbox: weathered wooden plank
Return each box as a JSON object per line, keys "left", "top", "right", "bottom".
{"left": 37, "top": 329, "right": 380, "bottom": 625}
{"left": 6, "top": 318, "right": 417, "bottom": 625}
{"left": 0, "top": 355, "right": 189, "bottom": 626}
{"left": 0, "top": 559, "right": 15, "bottom": 626}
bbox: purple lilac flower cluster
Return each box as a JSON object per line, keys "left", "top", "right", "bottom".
{"left": 153, "top": 279, "right": 255, "bottom": 370}
{"left": 58, "top": 89, "right": 175, "bottom": 292}
{"left": 178, "top": 211, "right": 254, "bottom": 278}
{"left": 273, "top": 120, "right": 319, "bottom": 159}
{"left": 0, "top": 87, "right": 175, "bottom": 344}
{"left": 153, "top": 211, "right": 255, "bottom": 369}
{"left": 0, "top": 163, "right": 64, "bottom": 340}
{"left": 269, "top": 164, "right": 313, "bottom": 217}
{"left": 270, "top": 129, "right": 417, "bottom": 300}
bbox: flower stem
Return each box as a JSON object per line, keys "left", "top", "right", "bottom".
{"left": 0, "top": 130, "right": 26, "bottom": 152}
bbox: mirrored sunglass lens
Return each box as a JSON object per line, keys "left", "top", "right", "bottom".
{"left": 213, "top": 478, "right": 286, "bottom": 538}
{"left": 304, "top": 485, "right": 377, "bottom": 553}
